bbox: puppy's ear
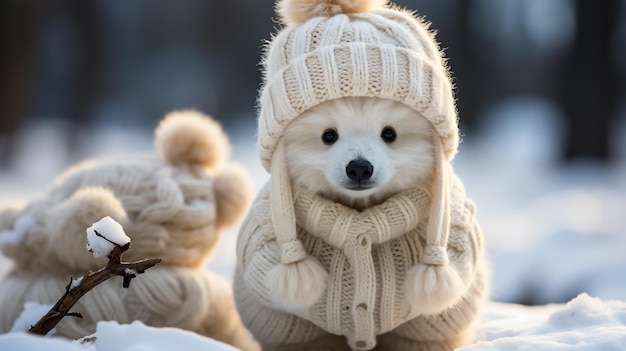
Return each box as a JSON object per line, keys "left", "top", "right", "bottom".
{"left": 213, "top": 164, "right": 253, "bottom": 229}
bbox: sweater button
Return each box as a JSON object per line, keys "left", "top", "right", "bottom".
{"left": 356, "top": 303, "right": 367, "bottom": 312}
{"left": 357, "top": 234, "right": 369, "bottom": 247}
{"left": 355, "top": 341, "right": 367, "bottom": 349}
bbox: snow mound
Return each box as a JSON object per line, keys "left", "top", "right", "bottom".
{"left": 0, "top": 320, "right": 239, "bottom": 351}
{"left": 86, "top": 216, "right": 130, "bottom": 258}
{"left": 92, "top": 320, "right": 239, "bottom": 351}
{"left": 10, "top": 301, "right": 54, "bottom": 334}
{"left": 461, "top": 293, "right": 626, "bottom": 350}
{"left": 0, "top": 333, "right": 83, "bottom": 351}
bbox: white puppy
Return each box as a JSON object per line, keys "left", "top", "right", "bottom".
{"left": 283, "top": 97, "right": 435, "bottom": 211}
{"left": 236, "top": 0, "right": 488, "bottom": 348}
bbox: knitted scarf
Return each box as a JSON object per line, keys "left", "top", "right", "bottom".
{"left": 293, "top": 185, "right": 430, "bottom": 249}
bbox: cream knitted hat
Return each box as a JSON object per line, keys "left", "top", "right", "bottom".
{"left": 258, "top": 0, "right": 459, "bottom": 168}
{"left": 257, "top": 0, "right": 463, "bottom": 313}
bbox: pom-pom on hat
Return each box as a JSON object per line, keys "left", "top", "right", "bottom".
{"left": 256, "top": 0, "right": 462, "bottom": 312}
{"left": 277, "top": 0, "right": 388, "bottom": 25}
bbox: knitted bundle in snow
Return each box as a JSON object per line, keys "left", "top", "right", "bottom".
{"left": 235, "top": 0, "right": 489, "bottom": 350}
{"left": 0, "top": 111, "right": 258, "bottom": 351}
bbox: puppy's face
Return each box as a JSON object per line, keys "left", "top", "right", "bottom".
{"left": 283, "top": 97, "right": 435, "bottom": 210}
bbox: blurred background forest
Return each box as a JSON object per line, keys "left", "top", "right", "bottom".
{"left": 1, "top": 0, "right": 625, "bottom": 164}
{"left": 1, "top": 0, "right": 626, "bottom": 306}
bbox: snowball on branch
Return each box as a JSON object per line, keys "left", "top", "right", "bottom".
{"left": 86, "top": 216, "right": 130, "bottom": 258}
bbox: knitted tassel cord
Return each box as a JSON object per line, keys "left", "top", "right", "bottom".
{"left": 27, "top": 242, "right": 161, "bottom": 336}
{"left": 405, "top": 141, "right": 467, "bottom": 315}
{"left": 266, "top": 140, "right": 328, "bottom": 310}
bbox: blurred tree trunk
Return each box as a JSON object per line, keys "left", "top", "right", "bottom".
{"left": 446, "top": 0, "right": 476, "bottom": 131}
{"left": 562, "top": 0, "right": 620, "bottom": 161}
{"left": 0, "top": 1, "right": 41, "bottom": 166}
{"left": 454, "top": 0, "right": 483, "bottom": 133}
{"left": 65, "top": 0, "right": 102, "bottom": 154}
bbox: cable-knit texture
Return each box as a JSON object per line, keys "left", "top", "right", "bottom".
{"left": 266, "top": 140, "right": 329, "bottom": 310}
{"left": 235, "top": 173, "right": 487, "bottom": 349}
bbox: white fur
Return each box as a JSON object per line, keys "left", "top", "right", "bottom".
{"left": 283, "top": 97, "right": 434, "bottom": 210}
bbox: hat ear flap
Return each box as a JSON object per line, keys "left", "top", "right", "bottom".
{"left": 404, "top": 139, "right": 465, "bottom": 315}
{"left": 265, "top": 139, "right": 328, "bottom": 311}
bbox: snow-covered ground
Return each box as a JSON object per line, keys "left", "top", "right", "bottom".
{"left": 0, "top": 320, "right": 239, "bottom": 351}
{"left": 1, "top": 97, "right": 626, "bottom": 349}
{"left": 466, "top": 293, "right": 626, "bottom": 350}
{"left": 1, "top": 293, "right": 625, "bottom": 350}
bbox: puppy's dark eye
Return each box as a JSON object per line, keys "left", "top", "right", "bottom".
{"left": 322, "top": 129, "right": 338, "bottom": 145}
{"left": 381, "top": 126, "right": 396, "bottom": 143}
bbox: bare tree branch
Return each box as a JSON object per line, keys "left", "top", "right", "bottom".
{"left": 27, "top": 242, "right": 161, "bottom": 335}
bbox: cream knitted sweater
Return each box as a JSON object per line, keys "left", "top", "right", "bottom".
{"left": 235, "top": 167, "right": 487, "bottom": 349}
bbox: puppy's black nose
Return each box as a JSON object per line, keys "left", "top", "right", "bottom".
{"left": 346, "top": 159, "right": 373, "bottom": 181}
